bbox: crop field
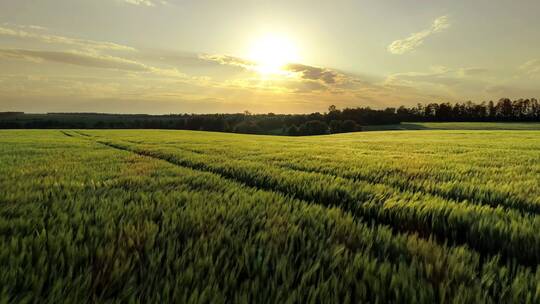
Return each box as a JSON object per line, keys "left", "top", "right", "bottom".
{"left": 1, "top": 129, "right": 540, "bottom": 303}
{"left": 363, "top": 122, "right": 540, "bottom": 131}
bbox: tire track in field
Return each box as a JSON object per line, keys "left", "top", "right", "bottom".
{"left": 60, "top": 131, "right": 494, "bottom": 272}
{"left": 273, "top": 161, "right": 540, "bottom": 216}
{"left": 83, "top": 135, "right": 540, "bottom": 266}
{"left": 63, "top": 131, "right": 538, "bottom": 217}
{"left": 232, "top": 152, "right": 539, "bottom": 216}
{"left": 106, "top": 133, "right": 538, "bottom": 216}
{"left": 56, "top": 132, "right": 537, "bottom": 302}
{"left": 136, "top": 141, "right": 540, "bottom": 216}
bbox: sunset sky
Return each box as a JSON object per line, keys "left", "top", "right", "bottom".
{"left": 1, "top": 0, "right": 539, "bottom": 114}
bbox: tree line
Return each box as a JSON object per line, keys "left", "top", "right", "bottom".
{"left": 396, "top": 98, "right": 540, "bottom": 122}
{"left": 1, "top": 98, "right": 539, "bottom": 135}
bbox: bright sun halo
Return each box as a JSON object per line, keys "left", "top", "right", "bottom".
{"left": 248, "top": 35, "right": 299, "bottom": 75}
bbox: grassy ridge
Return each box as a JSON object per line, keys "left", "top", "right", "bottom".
{"left": 1, "top": 129, "right": 540, "bottom": 302}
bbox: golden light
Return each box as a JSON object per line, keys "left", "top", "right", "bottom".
{"left": 248, "top": 34, "right": 300, "bottom": 75}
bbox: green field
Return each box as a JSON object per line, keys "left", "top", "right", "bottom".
{"left": 1, "top": 129, "right": 540, "bottom": 303}
{"left": 363, "top": 122, "right": 540, "bottom": 131}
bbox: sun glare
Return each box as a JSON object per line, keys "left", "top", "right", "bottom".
{"left": 248, "top": 35, "right": 299, "bottom": 75}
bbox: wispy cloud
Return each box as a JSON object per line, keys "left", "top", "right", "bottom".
{"left": 121, "top": 0, "right": 167, "bottom": 7}
{"left": 0, "top": 49, "right": 149, "bottom": 71}
{"left": 458, "top": 67, "right": 489, "bottom": 77}
{"left": 519, "top": 59, "right": 540, "bottom": 76}
{"left": 199, "top": 54, "right": 254, "bottom": 69}
{"left": 385, "top": 66, "right": 461, "bottom": 87}
{"left": 388, "top": 16, "right": 450, "bottom": 55}
{"left": 0, "top": 48, "right": 185, "bottom": 78}
{"left": 2, "top": 23, "right": 48, "bottom": 31}
{"left": 0, "top": 25, "right": 134, "bottom": 51}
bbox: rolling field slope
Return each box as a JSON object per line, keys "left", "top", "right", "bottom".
{"left": 1, "top": 129, "right": 540, "bottom": 303}
{"left": 363, "top": 122, "right": 540, "bottom": 131}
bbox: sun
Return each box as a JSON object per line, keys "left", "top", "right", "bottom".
{"left": 248, "top": 35, "right": 299, "bottom": 75}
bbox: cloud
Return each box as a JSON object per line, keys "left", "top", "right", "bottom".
{"left": 519, "top": 59, "right": 540, "bottom": 75}
{"left": 0, "top": 25, "right": 134, "bottom": 51}
{"left": 387, "top": 72, "right": 460, "bottom": 87}
{"left": 385, "top": 66, "right": 461, "bottom": 87}
{"left": 121, "top": 0, "right": 167, "bottom": 6}
{"left": 2, "top": 23, "right": 48, "bottom": 31}
{"left": 284, "top": 64, "right": 342, "bottom": 84}
{"left": 199, "top": 54, "right": 254, "bottom": 69}
{"left": 0, "top": 48, "right": 187, "bottom": 80}
{"left": 458, "top": 67, "right": 489, "bottom": 77}
{"left": 388, "top": 16, "right": 450, "bottom": 55}
{"left": 200, "top": 53, "right": 350, "bottom": 88}
{"left": 0, "top": 25, "right": 441, "bottom": 111}
{"left": 0, "top": 49, "right": 150, "bottom": 71}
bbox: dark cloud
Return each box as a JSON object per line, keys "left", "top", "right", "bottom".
{"left": 284, "top": 63, "right": 341, "bottom": 84}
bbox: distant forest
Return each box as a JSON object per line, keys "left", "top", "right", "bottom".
{"left": 1, "top": 98, "right": 539, "bottom": 135}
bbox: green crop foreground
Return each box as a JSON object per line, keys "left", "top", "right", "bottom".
{"left": 1, "top": 129, "right": 540, "bottom": 303}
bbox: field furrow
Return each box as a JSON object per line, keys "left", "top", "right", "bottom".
{"left": 2, "top": 129, "right": 540, "bottom": 303}
{"left": 87, "top": 135, "right": 540, "bottom": 266}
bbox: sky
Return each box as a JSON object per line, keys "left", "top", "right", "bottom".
{"left": 0, "top": 0, "right": 539, "bottom": 114}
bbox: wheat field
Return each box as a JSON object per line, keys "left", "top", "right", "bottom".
{"left": 1, "top": 129, "right": 539, "bottom": 303}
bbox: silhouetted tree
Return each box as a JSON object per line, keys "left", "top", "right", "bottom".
{"left": 233, "top": 121, "right": 262, "bottom": 134}
{"left": 299, "top": 120, "right": 329, "bottom": 135}
{"left": 329, "top": 120, "right": 342, "bottom": 134}
{"left": 287, "top": 125, "right": 300, "bottom": 136}
{"left": 2, "top": 98, "right": 539, "bottom": 134}
{"left": 496, "top": 98, "right": 513, "bottom": 120}
{"left": 341, "top": 120, "right": 360, "bottom": 133}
